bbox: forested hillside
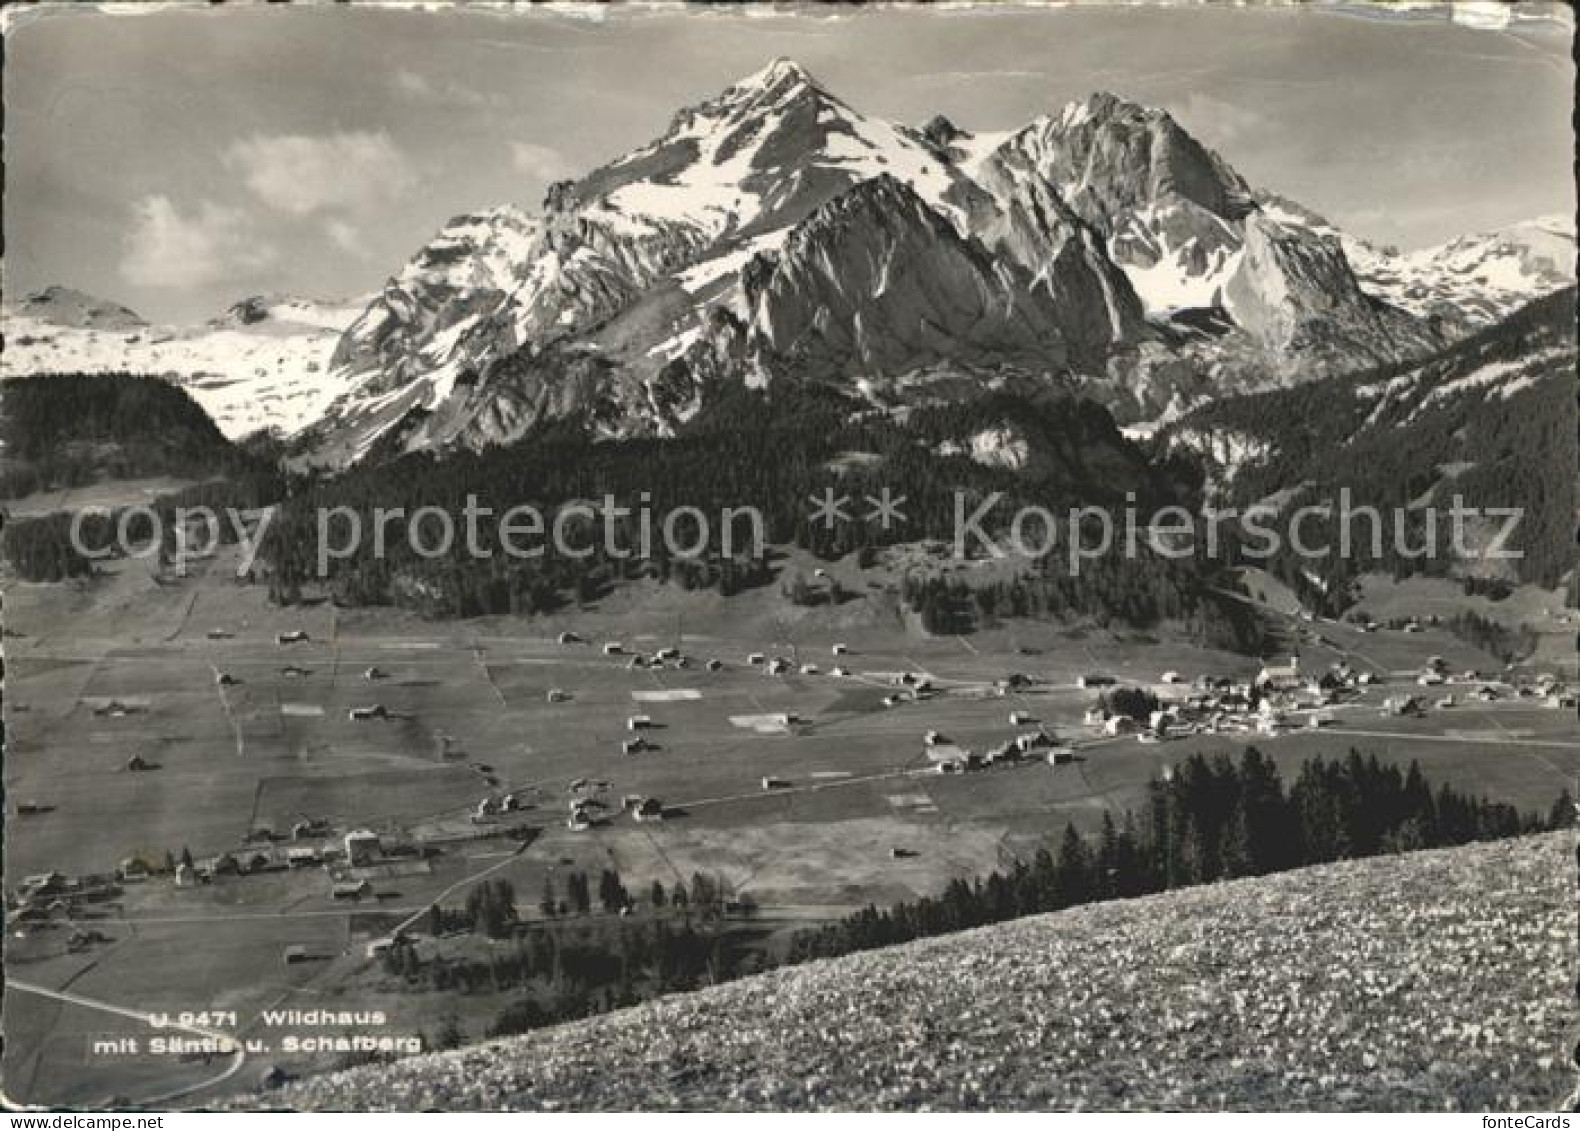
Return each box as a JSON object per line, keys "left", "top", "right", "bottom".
{"left": 1162, "top": 288, "right": 1578, "bottom": 597}
{"left": 0, "top": 372, "right": 255, "bottom": 496}
{"left": 260, "top": 389, "right": 1227, "bottom": 627}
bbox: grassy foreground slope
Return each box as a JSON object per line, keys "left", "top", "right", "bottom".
{"left": 260, "top": 833, "right": 1574, "bottom": 1112}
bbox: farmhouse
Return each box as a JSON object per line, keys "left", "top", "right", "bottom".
{"left": 1102, "top": 716, "right": 1134, "bottom": 736}
{"left": 986, "top": 741, "right": 1019, "bottom": 764}
{"left": 331, "top": 879, "right": 372, "bottom": 901}
{"left": 748, "top": 652, "right": 766, "bottom": 665}
{"left": 118, "top": 858, "right": 150, "bottom": 882}
{"left": 1256, "top": 656, "right": 1301, "bottom": 690}
{"left": 832, "top": 643, "right": 849, "bottom": 655}
{"left": 344, "top": 830, "right": 381, "bottom": 866}
{"left": 277, "top": 631, "right": 310, "bottom": 645}
{"left": 546, "top": 688, "right": 571, "bottom": 703}
{"left": 364, "top": 667, "right": 387, "bottom": 681}
{"left": 286, "top": 847, "right": 322, "bottom": 868}
{"left": 125, "top": 754, "right": 151, "bottom": 772}
{"left": 627, "top": 715, "right": 653, "bottom": 731}
{"left": 1046, "top": 746, "right": 1076, "bottom": 765}
{"left": 558, "top": 632, "right": 583, "bottom": 644}
{"left": 603, "top": 642, "right": 624, "bottom": 655}
{"left": 348, "top": 704, "right": 389, "bottom": 721}
{"left": 706, "top": 659, "right": 724, "bottom": 671}
{"left": 1077, "top": 674, "right": 1115, "bottom": 689}
{"left": 201, "top": 854, "right": 240, "bottom": 878}
{"left": 622, "top": 737, "right": 648, "bottom": 755}
{"left": 1384, "top": 695, "right": 1424, "bottom": 717}
{"left": 633, "top": 797, "right": 665, "bottom": 823}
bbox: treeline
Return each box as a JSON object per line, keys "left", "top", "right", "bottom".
{"left": 384, "top": 871, "right": 765, "bottom": 1047}
{"left": 2, "top": 475, "right": 285, "bottom": 582}
{"left": 1165, "top": 287, "right": 1578, "bottom": 591}
{"left": 388, "top": 750, "right": 1563, "bottom": 1049}
{"left": 900, "top": 553, "right": 1267, "bottom": 653}
{"left": 1442, "top": 610, "right": 1538, "bottom": 665}
{"left": 0, "top": 372, "right": 260, "bottom": 497}
{"left": 787, "top": 748, "right": 1562, "bottom": 962}
{"left": 260, "top": 388, "right": 1193, "bottom": 619}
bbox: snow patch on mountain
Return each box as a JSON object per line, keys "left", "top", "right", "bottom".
{"left": 3, "top": 292, "right": 367, "bottom": 438}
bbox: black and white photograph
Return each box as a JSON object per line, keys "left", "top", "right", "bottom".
{"left": 1, "top": 0, "right": 1576, "bottom": 1115}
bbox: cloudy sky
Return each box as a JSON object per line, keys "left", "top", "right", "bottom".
{"left": 4, "top": 1, "right": 1573, "bottom": 323}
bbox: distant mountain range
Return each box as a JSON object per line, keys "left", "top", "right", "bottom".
{"left": 2, "top": 288, "right": 368, "bottom": 438}
{"left": 3, "top": 59, "right": 1573, "bottom": 468}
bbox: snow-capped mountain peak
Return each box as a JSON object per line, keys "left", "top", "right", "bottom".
{"left": 7, "top": 60, "right": 1570, "bottom": 468}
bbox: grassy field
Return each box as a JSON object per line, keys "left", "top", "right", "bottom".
{"left": 5, "top": 543, "right": 1576, "bottom": 1106}
{"left": 248, "top": 832, "right": 1577, "bottom": 1112}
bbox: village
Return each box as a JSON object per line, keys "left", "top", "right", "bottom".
{"left": 6, "top": 530, "right": 1579, "bottom": 1107}
{"left": 11, "top": 611, "right": 1574, "bottom": 959}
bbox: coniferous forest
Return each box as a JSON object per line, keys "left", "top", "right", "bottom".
{"left": 786, "top": 748, "right": 1563, "bottom": 963}
{"left": 373, "top": 748, "right": 1564, "bottom": 1048}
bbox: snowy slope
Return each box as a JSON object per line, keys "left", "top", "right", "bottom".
{"left": 2, "top": 293, "right": 367, "bottom": 438}
{"left": 1258, "top": 199, "right": 1575, "bottom": 330}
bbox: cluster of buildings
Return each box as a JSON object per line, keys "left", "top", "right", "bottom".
{"left": 919, "top": 714, "right": 1076, "bottom": 776}
{"left": 1073, "top": 655, "right": 1369, "bottom": 741}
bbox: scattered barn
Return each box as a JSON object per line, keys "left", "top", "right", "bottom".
{"left": 331, "top": 879, "right": 372, "bottom": 901}
{"left": 344, "top": 829, "right": 381, "bottom": 866}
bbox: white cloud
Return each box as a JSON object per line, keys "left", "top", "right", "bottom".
{"left": 119, "top": 195, "right": 276, "bottom": 289}
{"left": 223, "top": 131, "right": 417, "bottom": 216}
{"left": 392, "top": 69, "right": 436, "bottom": 99}
{"left": 391, "top": 69, "right": 500, "bottom": 109}
{"left": 510, "top": 141, "right": 576, "bottom": 182}
{"left": 1172, "top": 93, "right": 1263, "bottom": 146}
{"left": 324, "top": 218, "right": 369, "bottom": 258}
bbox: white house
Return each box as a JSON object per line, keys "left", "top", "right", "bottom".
{"left": 1256, "top": 655, "right": 1300, "bottom": 690}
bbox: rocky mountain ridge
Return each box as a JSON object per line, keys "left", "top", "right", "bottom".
{"left": 297, "top": 61, "right": 1570, "bottom": 466}
{"left": 5, "top": 61, "right": 1572, "bottom": 463}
